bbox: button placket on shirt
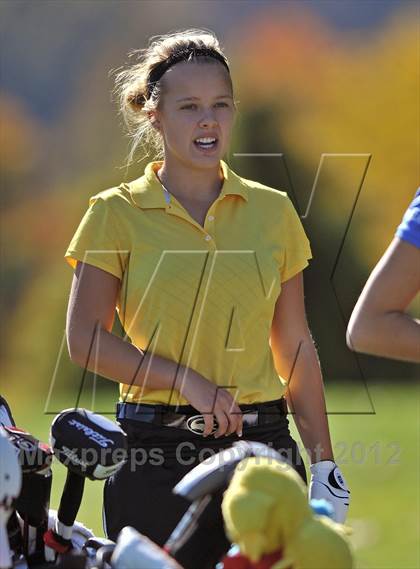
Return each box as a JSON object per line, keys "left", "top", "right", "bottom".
{"left": 203, "top": 204, "right": 218, "bottom": 247}
{"left": 165, "top": 192, "right": 220, "bottom": 249}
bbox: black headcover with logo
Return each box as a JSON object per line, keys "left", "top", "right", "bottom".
{"left": 43, "top": 409, "right": 128, "bottom": 557}
{"left": 50, "top": 408, "right": 128, "bottom": 481}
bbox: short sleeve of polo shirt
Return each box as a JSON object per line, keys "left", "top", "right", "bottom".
{"left": 395, "top": 188, "right": 420, "bottom": 249}
{"left": 279, "top": 195, "right": 312, "bottom": 282}
{"left": 64, "top": 195, "right": 128, "bottom": 280}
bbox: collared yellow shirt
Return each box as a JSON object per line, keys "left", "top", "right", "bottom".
{"left": 64, "top": 159, "right": 312, "bottom": 405}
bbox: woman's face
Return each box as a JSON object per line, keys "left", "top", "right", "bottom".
{"left": 151, "top": 61, "right": 236, "bottom": 169}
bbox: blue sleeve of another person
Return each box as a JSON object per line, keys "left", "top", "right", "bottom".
{"left": 395, "top": 187, "right": 420, "bottom": 249}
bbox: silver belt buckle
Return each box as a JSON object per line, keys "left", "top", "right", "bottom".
{"left": 184, "top": 411, "right": 259, "bottom": 435}
{"left": 185, "top": 415, "right": 218, "bottom": 436}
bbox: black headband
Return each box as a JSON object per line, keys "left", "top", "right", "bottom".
{"left": 146, "top": 47, "right": 230, "bottom": 100}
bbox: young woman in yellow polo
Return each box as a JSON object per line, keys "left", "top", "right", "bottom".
{"left": 64, "top": 29, "right": 350, "bottom": 568}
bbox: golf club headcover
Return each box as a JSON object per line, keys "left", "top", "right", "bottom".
{"left": 3, "top": 426, "right": 53, "bottom": 475}
{"left": 46, "top": 409, "right": 128, "bottom": 554}
{"left": 221, "top": 457, "right": 354, "bottom": 569}
{"left": 50, "top": 408, "right": 128, "bottom": 481}
{"left": 0, "top": 427, "right": 22, "bottom": 569}
{"left": 111, "top": 526, "right": 182, "bottom": 569}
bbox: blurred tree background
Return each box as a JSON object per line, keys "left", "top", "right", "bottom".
{"left": 1, "top": 0, "right": 417, "bottom": 398}
{"left": 0, "top": 1, "right": 419, "bottom": 567}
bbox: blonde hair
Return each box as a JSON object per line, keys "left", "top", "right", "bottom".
{"left": 110, "top": 28, "right": 234, "bottom": 169}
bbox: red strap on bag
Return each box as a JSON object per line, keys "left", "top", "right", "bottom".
{"left": 43, "top": 529, "right": 72, "bottom": 554}
{"left": 222, "top": 548, "right": 284, "bottom": 569}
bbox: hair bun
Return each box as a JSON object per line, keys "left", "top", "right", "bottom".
{"left": 127, "top": 91, "right": 147, "bottom": 108}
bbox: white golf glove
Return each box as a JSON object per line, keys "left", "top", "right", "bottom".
{"left": 309, "top": 460, "right": 350, "bottom": 523}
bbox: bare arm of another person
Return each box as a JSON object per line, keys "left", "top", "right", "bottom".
{"left": 270, "top": 272, "right": 334, "bottom": 463}
{"left": 66, "top": 261, "right": 242, "bottom": 437}
{"left": 346, "top": 237, "right": 420, "bottom": 363}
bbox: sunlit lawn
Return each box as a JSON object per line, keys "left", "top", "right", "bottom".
{"left": 8, "top": 381, "right": 419, "bottom": 569}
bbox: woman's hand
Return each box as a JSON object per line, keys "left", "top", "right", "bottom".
{"left": 179, "top": 368, "right": 243, "bottom": 438}
{"left": 309, "top": 460, "right": 350, "bottom": 523}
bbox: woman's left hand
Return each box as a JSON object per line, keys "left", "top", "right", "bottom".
{"left": 308, "top": 460, "right": 350, "bottom": 523}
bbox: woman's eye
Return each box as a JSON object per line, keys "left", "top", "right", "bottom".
{"left": 180, "top": 102, "right": 229, "bottom": 110}
{"left": 181, "top": 104, "right": 197, "bottom": 110}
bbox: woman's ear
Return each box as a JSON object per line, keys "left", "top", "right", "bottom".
{"left": 148, "top": 111, "right": 161, "bottom": 132}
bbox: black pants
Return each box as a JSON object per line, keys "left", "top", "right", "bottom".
{"left": 103, "top": 413, "right": 306, "bottom": 569}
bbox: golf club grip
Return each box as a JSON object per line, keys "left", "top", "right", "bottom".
{"left": 57, "top": 471, "right": 85, "bottom": 528}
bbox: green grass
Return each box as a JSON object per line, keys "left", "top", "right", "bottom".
{"left": 6, "top": 381, "right": 419, "bottom": 569}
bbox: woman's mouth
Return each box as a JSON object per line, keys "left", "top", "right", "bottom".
{"left": 193, "top": 137, "right": 219, "bottom": 153}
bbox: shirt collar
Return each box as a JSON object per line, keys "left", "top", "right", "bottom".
{"left": 127, "top": 159, "right": 249, "bottom": 209}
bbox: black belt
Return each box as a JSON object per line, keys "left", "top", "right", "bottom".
{"left": 116, "top": 398, "right": 288, "bottom": 435}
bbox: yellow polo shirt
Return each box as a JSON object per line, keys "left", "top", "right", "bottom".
{"left": 64, "top": 159, "right": 312, "bottom": 406}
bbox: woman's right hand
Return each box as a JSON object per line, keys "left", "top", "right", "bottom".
{"left": 178, "top": 367, "right": 243, "bottom": 438}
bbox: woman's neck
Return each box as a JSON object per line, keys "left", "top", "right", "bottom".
{"left": 156, "top": 156, "right": 224, "bottom": 204}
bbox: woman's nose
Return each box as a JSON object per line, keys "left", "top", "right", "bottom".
{"left": 199, "top": 109, "right": 217, "bottom": 127}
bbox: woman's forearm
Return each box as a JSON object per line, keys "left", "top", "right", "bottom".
{"left": 347, "top": 308, "right": 420, "bottom": 363}
{"left": 69, "top": 323, "right": 193, "bottom": 393}
{"left": 284, "top": 337, "right": 334, "bottom": 464}
{"left": 347, "top": 237, "right": 420, "bottom": 363}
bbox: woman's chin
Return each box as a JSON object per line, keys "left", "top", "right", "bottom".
{"left": 168, "top": 147, "right": 223, "bottom": 170}
{"left": 192, "top": 151, "right": 224, "bottom": 167}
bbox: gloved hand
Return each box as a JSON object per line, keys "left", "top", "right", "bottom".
{"left": 309, "top": 460, "right": 350, "bottom": 523}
